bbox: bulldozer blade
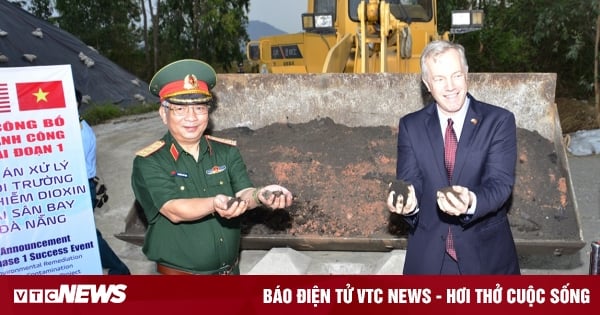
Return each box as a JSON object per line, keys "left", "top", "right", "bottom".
{"left": 116, "top": 73, "right": 584, "bottom": 256}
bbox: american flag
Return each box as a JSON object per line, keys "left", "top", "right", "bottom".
{"left": 0, "top": 83, "right": 10, "bottom": 113}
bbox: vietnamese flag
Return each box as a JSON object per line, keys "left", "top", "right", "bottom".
{"left": 16, "top": 80, "right": 66, "bottom": 111}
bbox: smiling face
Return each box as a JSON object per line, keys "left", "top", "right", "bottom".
{"left": 159, "top": 103, "right": 209, "bottom": 147}
{"left": 422, "top": 48, "right": 468, "bottom": 116}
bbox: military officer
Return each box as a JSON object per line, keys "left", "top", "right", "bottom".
{"left": 131, "top": 59, "right": 293, "bottom": 275}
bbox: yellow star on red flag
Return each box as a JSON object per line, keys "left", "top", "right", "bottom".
{"left": 17, "top": 81, "right": 66, "bottom": 111}
{"left": 32, "top": 88, "right": 49, "bottom": 102}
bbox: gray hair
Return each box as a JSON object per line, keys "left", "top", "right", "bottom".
{"left": 420, "top": 40, "right": 469, "bottom": 81}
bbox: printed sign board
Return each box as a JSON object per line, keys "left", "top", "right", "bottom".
{"left": 0, "top": 65, "right": 102, "bottom": 275}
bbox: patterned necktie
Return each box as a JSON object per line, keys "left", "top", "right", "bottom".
{"left": 444, "top": 118, "right": 458, "bottom": 261}
{"left": 444, "top": 118, "right": 458, "bottom": 181}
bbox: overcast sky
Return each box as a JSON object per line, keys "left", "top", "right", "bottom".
{"left": 248, "top": 0, "right": 306, "bottom": 33}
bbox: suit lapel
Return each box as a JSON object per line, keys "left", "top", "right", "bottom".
{"left": 424, "top": 105, "right": 448, "bottom": 184}
{"left": 453, "top": 96, "right": 483, "bottom": 183}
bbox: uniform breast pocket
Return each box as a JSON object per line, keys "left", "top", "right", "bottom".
{"left": 171, "top": 176, "right": 197, "bottom": 198}
{"left": 205, "top": 166, "right": 233, "bottom": 194}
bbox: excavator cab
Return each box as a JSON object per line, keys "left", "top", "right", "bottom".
{"left": 301, "top": 0, "right": 336, "bottom": 34}
{"left": 386, "top": 0, "right": 433, "bottom": 23}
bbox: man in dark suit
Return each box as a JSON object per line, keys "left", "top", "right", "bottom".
{"left": 387, "top": 40, "right": 520, "bottom": 274}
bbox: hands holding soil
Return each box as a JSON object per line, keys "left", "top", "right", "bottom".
{"left": 386, "top": 182, "right": 475, "bottom": 217}
{"left": 214, "top": 195, "right": 248, "bottom": 219}
{"left": 257, "top": 185, "right": 294, "bottom": 209}
{"left": 436, "top": 185, "right": 474, "bottom": 216}
{"left": 387, "top": 180, "right": 417, "bottom": 215}
{"left": 214, "top": 185, "right": 293, "bottom": 219}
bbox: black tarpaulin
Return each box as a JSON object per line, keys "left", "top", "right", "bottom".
{"left": 0, "top": 1, "right": 158, "bottom": 108}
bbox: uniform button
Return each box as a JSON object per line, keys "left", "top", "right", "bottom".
{"left": 219, "top": 181, "right": 223, "bottom": 185}
{"left": 219, "top": 238, "right": 223, "bottom": 242}
{"left": 180, "top": 186, "right": 185, "bottom": 191}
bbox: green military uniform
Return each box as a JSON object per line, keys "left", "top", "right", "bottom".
{"left": 131, "top": 132, "right": 253, "bottom": 274}
{"left": 133, "top": 58, "right": 253, "bottom": 274}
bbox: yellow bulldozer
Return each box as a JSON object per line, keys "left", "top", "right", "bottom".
{"left": 246, "top": 0, "right": 483, "bottom": 74}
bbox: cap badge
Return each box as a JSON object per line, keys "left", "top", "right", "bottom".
{"left": 183, "top": 74, "right": 198, "bottom": 90}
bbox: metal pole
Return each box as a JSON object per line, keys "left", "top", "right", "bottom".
{"left": 590, "top": 241, "right": 600, "bottom": 275}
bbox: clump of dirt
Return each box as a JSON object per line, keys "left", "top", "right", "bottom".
{"left": 212, "top": 117, "right": 579, "bottom": 246}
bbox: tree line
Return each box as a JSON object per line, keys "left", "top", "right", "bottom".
{"left": 439, "top": 0, "right": 599, "bottom": 125}
{"left": 15, "top": 0, "right": 250, "bottom": 82}
{"left": 12, "top": 0, "right": 600, "bottom": 104}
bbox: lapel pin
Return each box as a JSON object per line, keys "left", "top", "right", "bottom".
{"left": 470, "top": 118, "right": 478, "bottom": 125}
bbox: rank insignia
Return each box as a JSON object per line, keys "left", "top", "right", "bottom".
{"left": 136, "top": 140, "right": 165, "bottom": 157}
{"left": 206, "top": 135, "right": 237, "bottom": 146}
{"left": 170, "top": 143, "right": 179, "bottom": 161}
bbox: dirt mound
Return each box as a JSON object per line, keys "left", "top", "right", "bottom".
{"left": 211, "top": 118, "right": 579, "bottom": 244}
{"left": 556, "top": 98, "right": 599, "bottom": 134}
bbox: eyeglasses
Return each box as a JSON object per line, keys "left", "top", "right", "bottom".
{"left": 164, "top": 104, "right": 210, "bottom": 116}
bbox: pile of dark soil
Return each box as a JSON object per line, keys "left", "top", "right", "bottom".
{"left": 213, "top": 118, "right": 579, "bottom": 244}
{"left": 556, "top": 98, "right": 599, "bottom": 134}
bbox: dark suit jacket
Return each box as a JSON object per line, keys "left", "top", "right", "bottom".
{"left": 397, "top": 93, "right": 520, "bottom": 274}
